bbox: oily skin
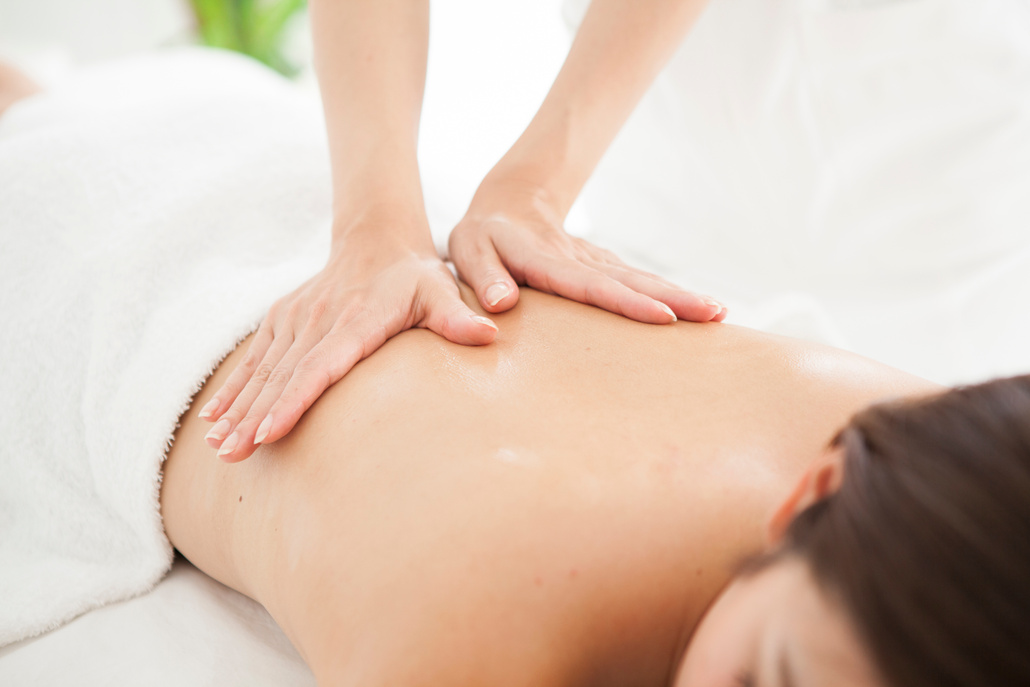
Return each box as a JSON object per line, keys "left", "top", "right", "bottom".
{"left": 161, "top": 286, "right": 938, "bottom": 685}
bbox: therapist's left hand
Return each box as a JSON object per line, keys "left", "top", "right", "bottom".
{"left": 448, "top": 176, "right": 727, "bottom": 323}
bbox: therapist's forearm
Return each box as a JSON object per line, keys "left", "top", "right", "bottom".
{"left": 309, "top": 0, "right": 430, "bottom": 243}
{"left": 488, "top": 0, "right": 711, "bottom": 218}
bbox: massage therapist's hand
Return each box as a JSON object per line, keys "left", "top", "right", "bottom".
{"left": 449, "top": 175, "right": 727, "bottom": 324}
{"left": 198, "top": 215, "right": 498, "bottom": 463}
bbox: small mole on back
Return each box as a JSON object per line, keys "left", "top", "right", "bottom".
{"left": 238, "top": 495, "right": 243, "bottom": 503}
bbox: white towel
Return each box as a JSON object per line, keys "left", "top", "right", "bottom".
{"left": 0, "top": 47, "right": 333, "bottom": 645}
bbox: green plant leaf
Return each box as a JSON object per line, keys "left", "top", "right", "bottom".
{"left": 187, "top": 0, "right": 306, "bottom": 75}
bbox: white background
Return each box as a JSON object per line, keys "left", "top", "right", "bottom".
{"left": 0, "top": 0, "right": 574, "bottom": 230}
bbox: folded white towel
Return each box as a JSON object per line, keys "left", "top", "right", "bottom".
{"left": 0, "top": 47, "right": 333, "bottom": 645}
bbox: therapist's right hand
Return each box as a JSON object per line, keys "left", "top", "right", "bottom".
{"left": 197, "top": 214, "right": 498, "bottom": 463}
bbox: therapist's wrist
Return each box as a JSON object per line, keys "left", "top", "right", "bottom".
{"left": 330, "top": 160, "right": 433, "bottom": 249}
{"left": 468, "top": 167, "right": 570, "bottom": 228}
{"left": 330, "top": 188, "right": 436, "bottom": 258}
{"left": 484, "top": 147, "right": 590, "bottom": 220}
{"left": 485, "top": 109, "right": 599, "bottom": 220}
{"left": 478, "top": 153, "right": 584, "bottom": 222}
{"left": 331, "top": 204, "right": 434, "bottom": 255}
{"left": 330, "top": 139, "right": 428, "bottom": 223}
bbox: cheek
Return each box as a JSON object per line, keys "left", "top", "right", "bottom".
{"left": 674, "top": 633, "right": 748, "bottom": 687}
{"left": 672, "top": 591, "right": 758, "bottom": 687}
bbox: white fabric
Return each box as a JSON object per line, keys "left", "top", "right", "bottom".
{"left": 0, "top": 47, "right": 332, "bottom": 646}
{"left": 0, "top": 557, "right": 314, "bottom": 686}
{"left": 566, "top": 0, "right": 1030, "bottom": 384}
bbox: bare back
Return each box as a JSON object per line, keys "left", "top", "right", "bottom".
{"left": 161, "top": 287, "right": 938, "bottom": 685}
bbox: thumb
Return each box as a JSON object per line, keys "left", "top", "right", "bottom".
{"left": 421, "top": 282, "right": 499, "bottom": 346}
{"left": 453, "top": 240, "right": 520, "bottom": 314}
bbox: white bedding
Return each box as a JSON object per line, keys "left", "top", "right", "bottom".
{"left": 0, "top": 47, "right": 330, "bottom": 680}
{"left": 0, "top": 557, "right": 314, "bottom": 686}
{"left": 3, "top": 3, "right": 1030, "bottom": 679}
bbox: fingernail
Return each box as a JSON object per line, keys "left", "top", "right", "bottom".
{"left": 205, "top": 419, "right": 231, "bottom": 442}
{"left": 485, "top": 282, "right": 511, "bottom": 307}
{"left": 657, "top": 302, "right": 677, "bottom": 322}
{"left": 471, "top": 315, "right": 498, "bottom": 331}
{"left": 703, "top": 297, "right": 722, "bottom": 309}
{"left": 217, "top": 432, "right": 240, "bottom": 458}
{"left": 198, "top": 398, "right": 219, "bottom": 419}
{"left": 254, "top": 414, "right": 273, "bottom": 444}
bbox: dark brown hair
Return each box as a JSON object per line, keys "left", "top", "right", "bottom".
{"left": 783, "top": 374, "right": 1030, "bottom": 687}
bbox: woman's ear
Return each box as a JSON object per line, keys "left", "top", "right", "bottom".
{"left": 766, "top": 445, "right": 846, "bottom": 545}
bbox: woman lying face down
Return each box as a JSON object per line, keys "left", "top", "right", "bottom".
{"left": 161, "top": 287, "right": 1030, "bottom": 686}
{"left": 3, "top": 53, "right": 1024, "bottom": 685}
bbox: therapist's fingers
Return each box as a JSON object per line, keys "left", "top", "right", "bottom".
{"left": 227, "top": 327, "right": 376, "bottom": 457}
{"left": 198, "top": 318, "right": 277, "bottom": 423}
{"left": 204, "top": 326, "right": 295, "bottom": 450}
{"left": 450, "top": 235, "right": 520, "bottom": 314}
{"left": 591, "top": 262, "right": 725, "bottom": 322}
{"left": 217, "top": 327, "right": 331, "bottom": 462}
{"left": 578, "top": 242, "right": 726, "bottom": 321}
{"left": 217, "top": 278, "right": 497, "bottom": 458}
{"left": 525, "top": 257, "right": 678, "bottom": 324}
{"left": 214, "top": 324, "right": 344, "bottom": 463}
{"left": 419, "top": 280, "right": 500, "bottom": 345}
{"left": 583, "top": 244, "right": 684, "bottom": 290}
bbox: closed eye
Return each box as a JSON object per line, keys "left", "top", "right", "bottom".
{"left": 735, "top": 672, "right": 756, "bottom": 687}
